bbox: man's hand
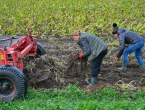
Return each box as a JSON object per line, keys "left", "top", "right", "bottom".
{"left": 115, "top": 57, "right": 118, "bottom": 60}
{"left": 79, "top": 51, "right": 84, "bottom": 59}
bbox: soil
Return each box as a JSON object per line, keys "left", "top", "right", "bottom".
{"left": 23, "top": 34, "right": 145, "bottom": 93}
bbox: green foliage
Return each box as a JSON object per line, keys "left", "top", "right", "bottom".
{"left": 0, "top": 0, "right": 145, "bottom": 36}
{"left": 1, "top": 86, "right": 145, "bottom": 109}
{"left": 108, "top": 40, "right": 119, "bottom": 46}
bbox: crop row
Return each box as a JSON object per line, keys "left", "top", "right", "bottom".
{"left": 0, "top": 0, "right": 145, "bottom": 37}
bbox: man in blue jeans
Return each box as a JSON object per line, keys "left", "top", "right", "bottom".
{"left": 112, "top": 23, "right": 145, "bottom": 70}
{"left": 72, "top": 30, "right": 108, "bottom": 86}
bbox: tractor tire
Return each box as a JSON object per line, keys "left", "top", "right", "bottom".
{"left": 0, "top": 65, "right": 27, "bottom": 102}
{"left": 9, "top": 66, "right": 28, "bottom": 95}
{"left": 37, "top": 42, "right": 46, "bottom": 56}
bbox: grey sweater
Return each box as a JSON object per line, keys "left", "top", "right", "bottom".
{"left": 77, "top": 33, "right": 108, "bottom": 61}
{"left": 117, "top": 28, "right": 144, "bottom": 58}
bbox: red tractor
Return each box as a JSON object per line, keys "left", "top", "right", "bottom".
{"left": 0, "top": 30, "right": 46, "bottom": 102}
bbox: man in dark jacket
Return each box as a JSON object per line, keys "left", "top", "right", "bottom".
{"left": 112, "top": 23, "right": 145, "bottom": 70}
{"left": 72, "top": 30, "right": 108, "bottom": 86}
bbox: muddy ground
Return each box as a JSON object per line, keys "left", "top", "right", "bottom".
{"left": 23, "top": 34, "right": 145, "bottom": 93}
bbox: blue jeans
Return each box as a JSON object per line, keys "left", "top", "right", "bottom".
{"left": 123, "top": 40, "right": 144, "bottom": 65}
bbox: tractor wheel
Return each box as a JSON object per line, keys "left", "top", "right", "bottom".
{"left": 37, "top": 42, "right": 46, "bottom": 56}
{"left": 0, "top": 65, "right": 27, "bottom": 102}
{"left": 9, "top": 66, "right": 28, "bottom": 95}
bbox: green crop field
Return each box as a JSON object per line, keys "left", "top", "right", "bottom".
{"left": 0, "top": 0, "right": 145, "bottom": 37}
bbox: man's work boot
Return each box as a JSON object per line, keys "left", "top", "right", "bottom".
{"left": 140, "top": 64, "right": 145, "bottom": 69}
{"left": 85, "top": 77, "right": 97, "bottom": 87}
{"left": 117, "top": 63, "right": 127, "bottom": 70}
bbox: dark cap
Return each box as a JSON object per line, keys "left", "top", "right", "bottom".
{"left": 112, "top": 23, "right": 119, "bottom": 35}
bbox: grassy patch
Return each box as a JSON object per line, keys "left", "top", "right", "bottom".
{"left": 0, "top": 0, "right": 145, "bottom": 36}
{"left": 1, "top": 85, "right": 145, "bottom": 109}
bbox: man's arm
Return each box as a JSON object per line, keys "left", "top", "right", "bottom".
{"left": 81, "top": 39, "right": 91, "bottom": 57}
{"left": 117, "top": 36, "right": 125, "bottom": 59}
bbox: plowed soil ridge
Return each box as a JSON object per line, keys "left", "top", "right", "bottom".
{"left": 23, "top": 35, "right": 145, "bottom": 92}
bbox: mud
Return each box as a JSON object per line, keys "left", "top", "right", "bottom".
{"left": 23, "top": 35, "right": 145, "bottom": 93}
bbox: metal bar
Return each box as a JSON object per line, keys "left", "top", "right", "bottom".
{"left": 20, "top": 43, "right": 33, "bottom": 57}
{"left": 10, "top": 37, "right": 26, "bottom": 49}
{"left": 0, "top": 37, "right": 18, "bottom": 42}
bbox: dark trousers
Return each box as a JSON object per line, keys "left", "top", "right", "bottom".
{"left": 91, "top": 49, "right": 108, "bottom": 77}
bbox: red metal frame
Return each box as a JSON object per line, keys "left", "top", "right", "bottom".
{"left": 0, "top": 30, "right": 37, "bottom": 71}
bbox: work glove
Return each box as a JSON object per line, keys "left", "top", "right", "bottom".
{"left": 79, "top": 51, "right": 84, "bottom": 59}
{"left": 115, "top": 57, "right": 118, "bottom": 60}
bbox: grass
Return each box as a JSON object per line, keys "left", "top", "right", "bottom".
{"left": 0, "top": 0, "right": 145, "bottom": 37}
{"left": 1, "top": 85, "right": 145, "bottom": 110}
